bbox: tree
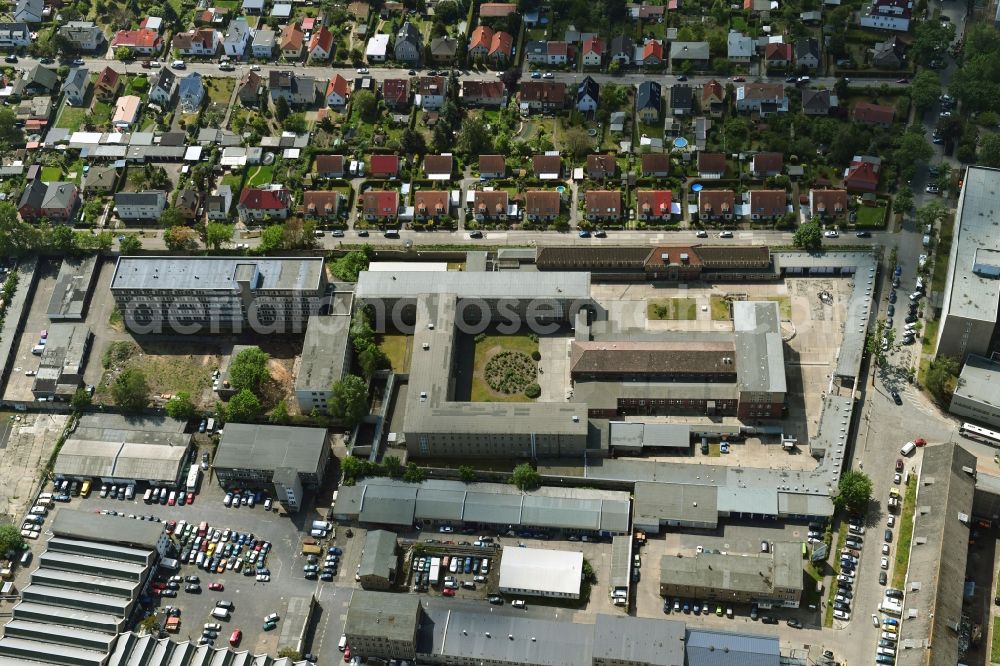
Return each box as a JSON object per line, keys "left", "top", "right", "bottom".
{"left": 894, "top": 187, "right": 913, "bottom": 214}
{"left": 353, "top": 90, "right": 378, "bottom": 122}
{"left": 384, "top": 455, "right": 404, "bottom": 478}
{"left": 358, "top": 343, "right": 390, "bottom": 379}
{"left": 833, "top": 470, "right": 873, "bottom": 515}
{"left": 268, "top": 399, "right": 290, "bottom": 425}
{"left": 793, "top": 219, "right": 823, "bottom": 251}
{"left": 330, "top": 247, "right": 372, "bottom": 282}
{"left": 227, "top": 388, "right": 263, "bottom": 422}
{"left": 328, "top": 375, "right": 368, "bottom": 427}
{"left": 274, "top": 96, "right": 290, "bottom": 122}
{"left": 205, "top": 222, "right": 234, "bottom": 250}
{"left": 259, "top": 224, "right": 285, "bottom": 252}
{"left": 70, "top": 387, "right": 91, "bottom": 412}
{"left": 925, "top": 355, "right": 959, "bottom": 405}
{"left": 0, "top": 202, "right": 38, "bottom": 257}
{"left": 276, "top": 648, "right": 301, "bottom": 660}
{"left": 0, "top": 524, "right": 24, "bottom": 557}
{"left": 563, "top": 126, "right": 593, "bottom": 159}
{"left": 511, "top": 463, "right": 542, "bottom": 491}
{"left": 403, "top": 462, "right": 425, "bottom": 483}
{"left": 894, "top": 130, "right": 933, "bottom": 179}
{"left": 112, "top": 367, "right": 150, "bottom": 412}
{"left": 977, "top": 133, "right": 1000, "bottom": 168}
{"left": 160, "top": 206, "right": 185, "bottom": 229}
{"left": 865, "top": 319, "right": 893, "bottom": 367}
{"left": 164, "top": 226, "right": 198, "bottom": 251}
{"left": 119, "top": 233, "right": 142, "bottom": 254}
{"left": 432, "top": 122, "right": 453, "bottom": 153}
{"left": 114, "top": 46, "right": 132, "bottom": 60}
{"left": 341, "top": 455, "right": 366, "bottom": 484}
{"left": 398, "top": 127, "right": 427, "bottom": 155}
{"left": 457, "top": 116, "right": 493, "bottom": 156}
{"left": 0, "top": 108, "right": 22, "bottom": 149}
{"left": 909, "top": 71, "right": 941, "bottom": 114}
{"left": 165, "top": 392, "right": 197, "bottom": 420}
{"left": 228, "top": 347, "right": 270, "bottom": 393}
{"left": 912, "top": 20, "right": 954, "bottom": 65}
{"left": 458, "top": 465, "right": 476, "bottom": 483}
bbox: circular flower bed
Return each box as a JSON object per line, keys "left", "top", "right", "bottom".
{"left": 484, "top": 351, "right": 537, "bottom": 395}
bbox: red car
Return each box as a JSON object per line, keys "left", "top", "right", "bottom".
{"left": 186, "top": 492, "right": 195, "bottom": 504}
{"left": 732, "top": 76, "right": 746, "bottom": 82}
{"left": 208, "top": 582, "right": 224, "bottom": 591}
{"left": 166, "top": 520, "right": 177, "bottom": 533}
{"left": 895, "top": 458, "right": 904, "bottom": 472}
{"left": 914, "top": 438, "right": 927, "bottom": 447}
{"left": 442, "top": 588, "right": 456, "bottom": 597}
{"left": 344, "top": 647, "right": 351, "bottom": 662}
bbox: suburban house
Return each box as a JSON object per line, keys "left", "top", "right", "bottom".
{"left": 525, "top": 190, "right": 561, "bottom": 221}
{"left": 587, "top": 154, "right": 617, "bottom": 180}
{"left": 873, "top": 36, "right": 905, "bottom": 69}
{"left": 461, "top": 80, "right": 505, "bottom": 107}
{"left": 469, "top": 26, "right": 514, "bottom": 65}
{"left": 325, "top": 74, "right": 350, "bottom": 108}
{"left": 0, "top": 23, "right": 31, "bottom": 48}
{"left": 18, "top": 180, "right": 78, "bottom": 222}
{"left": 698, "top": 152, "right": 726, "bottom": 179}
{"left": 81, "top": 164, "right": 119, "bottom": 193}
{"left": 727, "top": 31, "right": 755, "bottom": 62}
{"left": 315, "top": 155, "right": 345, "bottom": 179}
{"left": 95, "top": 66, "right": 121, "bottom": 101}
{"left": 59, "top": 21, "right": 106, "bottom": 51}
{"left": 370, "top": 155, "right": 400, "bottom": 179}
{"left": 585, "top": 190, "right": 621, "bottom": 221}
{"left": 702, "top": 79, "right": 726, "bottom": 116}
{"left": 669, "top": 42, "right": 711, "bottom": 69}
{"left": 206, "top": 185, "right": 234, "bottom": 220}
{"left": 801, "top": 88, "right": 834, "bottom": 115}
{"left": 853, "top": 102, "right": 895, "bottom": 127}
{"left": 843, "top": 155, "right": 881, "bottom": 192}
{"left": 669, "top": 84, "right": 693, "bottom": 115}
{"left": 382, "top": 78, "right": 410, "bottom": 109}
{"left": 279, "top": 23, "right": 305, "bottom": 59}
{"left": 430, "top": 36, "right": 457, "bottom": 64}
{"left": 173, "top": 28, "right": 221, "bottom": 55}
{"left": 301, "top": 191, "right": 343, "bottom": 219}
{"left": 148, "top": 68, "right": 177, "bottom": 107}
{"left": 252, "top": 29, "right": 276, "bottom": 58}
{"left": 735, "top": 82, "right": 788, "bottom": 115}
{"left": 526, "top": 41, "right": 571, "bottom": 65}
{"left": 242, "top": 0, "right": 265, "bottom": 14}
{"left": 750, "top": 152, "right": 784, "bottom": 178}
{"left": 577, "top": 76, "right": 599, "bottom": 113}
{"left": 14, "top": 0, "right": 43, "bottom": 23}
{"left": 417, "top": 76, "right": 447, "bottom": 110}
{"left": 479, "top": 2, "right": 517, "bottom": 18}
{"left": 110, "top": 28, "right": 160, "bottom": 54}
{"left": 237, "top": 187, "right": 292, "bottom": 221}
{"left": 748, "top": 189, "right": 788, "bottom": 219}
{"left": 63, "top": 68, "right": 90, "bottom": 106}
{"left": 641, "top": 154, "right": 670, "bottom": 178}
{"left": 269, "top": 70, "right": 316, "bottom": 106}
{"left": 518, "top": 81, "right": 566, "bottom": 113}
{"left": 412, "top": 190, "right": 449, "bottom": 221}
{"left": 362, "top": 191, "right": 400, "bottom": 222}
{"left": 627, "top": 3, "right": 666, "bottom": 19}
{"left": 763, "top": 42, "right": 793, "bottom": 68}
{"left": 13, "top": 63, "right": 57, "bottom": 98}
{"left": 175, "top": 189, "right": 201, "bottom": 219}
{"left": 795, "top": 38, "right": 821, "bottom": 69}
{"left": 309, "top": 26, "right": 334, "bottom": 60}
{"left": 698, "top": 189, "right": 735, "bottom": 220}
{"left": 860, "top": 0, "right": 912, "bottom": 31}
{"left": 636, "top": 81, "right": 661, "bottom": 124}
{"left": 479, "top": 155, "right": 506, "bottom": 179}
{"left": 224, "top": 17, "right": 253, "bottom": 58}
{"left": 178, "top": 73, "right": 205, "bottom": 113}
{"left": 582, "top": 36, "right": 603, "bottom": 67}
{"left": 424, "top": 154, "right": 453, "bottom": 179}
{"left": 472, "top": 190, "right": 511, "bottom": 221}
{"left": 237, "top": 71, "right": 264, "bottom": 106}
{"left": 637, "top": 190, "right": 672, "bottom": 222}
{"left": 196, "top": 7, "right": 230, "bottom": 26}
{"left": 533, "top": 154, "right": 562, "bottom": 179}
{"left": 113, "top": 191, "right": 166, "bottom": 220}
{"left": 809, "top": 189, "right": 848, "bottom": 218}
{"left": 610, "top": 35, "right": 634, "bottom": 65}
{"left": 637, "top": 39, "right": 664, "bottom": 66}
{"left": 394, "top": 21, "right": 422, "bottom": 63}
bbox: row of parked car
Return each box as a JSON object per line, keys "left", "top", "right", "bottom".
{"left": 304, "top": 546, "right": 343, "bottom": 581}
{"left": 172, "top": 521, "right": 272, "bottom": 582}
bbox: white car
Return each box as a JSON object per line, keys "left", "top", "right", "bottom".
{"left": 833, "top": 609, "right": 850, "bottom": 621}
{"left": 872, "top": 614, "right": 880, "bottom": 626}
{"left": 882, "top": 543, "right": 891, "bottom": 555}
{"left": 893, "top": 473, "right": 901, "bottom": 484}
{"left": 511, "top": 599, "right": 526, "bottom": 608}
{"left": 719, "top": 231, "right": 734, "bottom": 238}
{"left": 543, "top": 72, "right": 554, "bottom": 78}
{"left": 824, "top": 230, "right": 839, "bottom": 238}
{"left": 925, "top": 185, "right": 940, "bottom": 194}
{"left": 887, "top": 515, "right": 895, "bottom": 528}
{"left": 880, "top": 556, "right": 889, "bottom": 569}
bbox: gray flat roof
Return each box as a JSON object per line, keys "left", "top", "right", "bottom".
{"left": 940, "top": 166, "right": 1000, "bottom": 325}
{"left": 733, "top": 301, "right": 786, "bottom": 394}
{"left": 592, "top": 615, "right": 685, "bottom": 666}
{"left": 47, "top": 256, "right": 98, "bottom": 320}
{"left": 56, "top": 414, "right": 190, "bottom": 482}
{"left": 38, "top": 323, "right": 90, "bottom": 372}
{"left": 954, "top": 354, "right": 1000, "bottom": 408}
{"left": 659, "top": 543, "right": 802, "bottom": 596}
{"left": 344, "top": 591, "right": 419, "bottom": 643}
{"left": 573, "top": 380, "right": 739, "bottom": 411}
{"left": 356, "top": 269, "right": 591, "bottom": 301}
{"left": 294, "top": 313, "right": 351, "bottom": 393}
{"left": 11, "top": 601, "right": 122, "bottom": 634}
{"left": 610, "top": 422, "right": 690, "bottom": 449}
{"left": 51, "top": 509, "right": 165, "bottom": 549}
{"left": 111, "top": 256, "right": 325, "bottom": 292}
{"left": 359, "top": 529, "right": 397, "bottom": 579}
{"left": 610, "top": 535, "right": 632, "bottom": 589}
{"left": 213, "top": 423, "right": 327, "bottom": 474}
{"left": 358, "top": 483, "right": 417, "bottom": 526}
{"left": 685, "top": 629, "right": 780, "bottom": 666}
{"left": 634, "top": 480, "right": 718, "bottom": 528}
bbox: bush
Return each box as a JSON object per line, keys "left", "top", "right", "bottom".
{"left": 530, "top": 350, "right": 541, "bottom": 361}
{"left": 524, "top": 383, "right": 541, "bottom": 399}
{"left": 474, "top": 332, "right": 487, "bottom": 343}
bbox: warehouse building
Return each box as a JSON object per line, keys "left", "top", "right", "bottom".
{"left": 658, "top": 541, "right": 803, "bottom": 607}
{"left": 110, "top": 256, "right": 328, "bottom": 334}
{"left": 213, "top": 423, "right": 329, "bottom": 510}
{"left": 31, "top": 323, "right": 93, "bottom": 400}
{"left": 331, "top": 477, "right": 631, "bottom": 536}
{"left": 54, "top": 414, "right": 191, "bottom": 486}
{"left": 106, "top": 632, "right": 312, "bottom": 665}
{"left": 499, "top": 546, "right": 584, "bottom": 599}
{"left": 358, "top": 530, "right": 398, "bottom": 590}
{"left": 949, "top": 354, "right": 1000, "bottom": 429}
{"left": 46, "top": 255, "right": 99, "bottom": 321}
{"left": 348, "top": 591, "right": 780, "bottom": 665}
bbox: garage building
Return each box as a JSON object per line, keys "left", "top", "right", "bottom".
{"left": 498, "top": 546, "right": 583, "bottom": 599}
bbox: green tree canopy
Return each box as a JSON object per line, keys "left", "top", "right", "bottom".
{"left": 457, "top": 116, "right": 493, "bottom": 156}
{"left": 0, "top": 108, "right": 22, "bottom": 150}
{"left": 228, "top": 347, "right": 270, "bottom": 393}
{"left": 328, "top": 375, "right": 368, "bottom": 427}
{"left": 925, "top": 355, "right": 959, "bottom": 405}
{"left": 912, "top": 20, "right": 954, "bottom": 65}
{"left": 165, "top": 392, "right": 197, "bottom": 420}
{"left": 227, "top": 388, "right": 263, "bottom": 422}
{"left": 403, "top": 462, "right": 425, "bottom": 483}
{"left": 341, "top": 455, "right": 366, "bottom": 484}
{"left": 894, "top": 130, "right": 933, "bottom": 179}
{"left": 358, "top": 343, "right": 390, "bottom": 379}
{"left": 511, "top": 463, "right": 542, "bottom": 491}
{"left": 112, "top": 367, "right": 150, "bottom": 412}
{"left": 833, "top": 470, "right": 873, "bottom": 515}
{"left": 274, "top": 96, "right": 290, "bottom": 122}
{"left": 458, "top": 465, "right": 476, "bottom": 483}
{"left": 384, "top": 455, "right": 404, "bottom": 478}
{"left": 269, "top": 399, "right": 290, "bottom": 424}
{"left": 793, "top": 219, "right": 823, "bottom": 251}
{"left": 563, "top": 126, "right": 593, "bottom": 159}
{"left": 205, "top": 222, "right": 234, "bottom": 250}
{"left": 909, "top": 71, "right": 941, "bottom": 114}
{"left": 977, "top": 133, "right": 1000, "bottom": 168}
{"left": 70, "top": 387, "right": 91, "bottom": 413}
{"left": 164, "top": 226, "right": 198, "bottom": 251}
{"left": 118, "top": 233, "right": 142, "bottom": 254}
{"left": 330, "top": 247, "right": 373, "bottom": 282}
{"left": 0, "top": 524, "right": 24, "bottom": 556}
{"left": 353, "top": 90, "right": 378, "bottom": 122}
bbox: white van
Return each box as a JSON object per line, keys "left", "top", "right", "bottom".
{"left": 171, "top": 60, "right": 186, "bottom": 69}
{"left": 338, "top": 635, "right": 348, "bottom": 651}
{"left": 211, "top": 607, "right": 230, "bottom": 620}
{"left": 29, "top": 506, "right": 47, "bottom": 516}
{"left": 900, "top": 441, "right": 916, "bottom": 456}
{"left": 125, "top": 485, "right": 135, "bottom": 500}
{"left": 31, "top": 345, "right": 45, "bottom": 355}
{"left": 143, "top": 488, "right": 153, "bottom": 503}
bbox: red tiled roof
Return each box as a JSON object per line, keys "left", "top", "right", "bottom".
{"left": 645, "top": 245, "right": 702, "bottom": 268}
{"left": 583, "top": 36, "right": 603, "bottom": 55}
{"left": 637, "top": 190, "right": 672, "bottom": 215}
{"left": 489, "top": 31, "right": 513, "bottom": 57}
{"left": 642, "top": 40, "right": 664, "bottom": 60}
{"left": 370, "top": 154, "right": 400, "bottom": 175}
{"left": 111, "top": 29, "right": 160, "bottom": 48}
{"left": 479, "top": 2, "right": 517, "bottom": 16}
{"left": 97, "top": 66, "right": 120, "bottom": 91}
{"left": 702, "top": 79, "right": 724, "bottom": 102}
{"left": 479, "top": 155, "right": 506, "bottom": 174}
{"left": 641, "top": 153, "right": 670, "bottom": 174}
{"left": 533, "top": 154, "right": 561, "bottom": 175}
{"left": 547, "top": 41, "right": 569, "bottom": 56}
{"left": 764, "top": 43, "right": 793, "bottom": 61}
{"left": 280, "top": 23, "right": 304, "bottom": 51}
{"left": 424, "top": 154, "right": 453, "bottom": 175}
{"left": 239, "top": 187, "right": 289, "bottom": 210}
{"left": 302, "top": 17, "right": 316, "bottom": 30}
{"left": 363, "top": 190, "right": 399, "bottom": 215}
{"left": 301, "top": 191, "right": 341, "bottom": 215}
{"left": 846, "top": 159, "right": 880, "bottom": 189}
{"left": 585, "top": 190, "right": 621, "bottom": 215}
{"left": 326, "top": 74, "right": 350, "bottom": 98}
{"left": 853, "top": 102, "right": 895, "bottom": 125}
{"left": 309, "top": 26, "right": 334, "bottom": 54}
{"left": 699, "top": 189, "right": 735, "bottom": 212}
{"left": 470, "top": 25, "right": 493, "bottom": 51}
{"left": 749, "top": 189, "right": 787, "bottom": 214}
{"left": 698, "top": 152, "right": 726, "bottom": 173}
{"left": 525, "top": 190, "right": 560, "bottom": 214}
{"left": 587, "top": 154, "right": 617, "bottom": 175}
{"left": 751, "top": 152, "right": 783, "bottom": 174}
{"left": 462, "top": 80, "right": 505, "bottom": 100}
{"left": 315, "top": 154, "right": 344, "bottom": 174}
{"left": 382, "top": 78, "right": 409, "bottom": 104}
{"left": 413, "top": 190, "right": 449, "bottom": 213}
{"left": 810, "top": 189, "right": 848, "bottom": 214}
{"left": 519, "top": 81, "right": 566, "bottom": 104}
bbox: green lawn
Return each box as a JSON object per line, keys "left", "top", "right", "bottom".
{"left": 710, "top": 296, "right": 731, "bottom": 320}
{"left": 824, "top": 520, "right": 849, "bottom": 627}
{"left": 204, "top": 77, "right": 235, "bottom": 113}
{"left": 892, "top": 475, "right": 918, "bottom": 589}
{"left": 40, "top": 166, "right": 62, "bottom": 182}
{"left": 92, "top": 101, "right": 113, "bottom": 127}
{"left": 378, "top": 334, "right": 412, "bottom": 372}
{"left": 471, "top": 334, "right": 540, "bottom": 403}
{"left": 55, "top": 102, "right": 88, "bottom": 131}
{"left": 931, "top": 208, "right": 955, "bottom": 297}
{"left": 855, "top": 204, "right": 888, "bottom": 228}
{"left": 247, "top": 165, "right": 275, "bottom": 187}
{"left": 992, "top": 618, "right": 1000, "bottom": 663}
{"left": 647, "top": 298, "right": 697, "bottom": 321}
{"left": 712, "top": 296, "right": 791, "bottom": 320}
{"left": 221, "top": 172, "right": 244, "bottom": 191}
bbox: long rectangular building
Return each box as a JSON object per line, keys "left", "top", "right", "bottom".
{"left": 110, "top": 256, "right": 327, "bottom": 334}
{"left": 31, "top": 323, "right": 92, "bottom": 400}
{"left": 949, "top": 354, "right": 1000, "bottom": 428}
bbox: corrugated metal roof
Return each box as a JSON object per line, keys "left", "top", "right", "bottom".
{"left": 521, "top": 496, "right": 601, "bottom": 531}
{"left": 685, "top": 629, "right": 780, "bottom": 666}
{"left": 359, "top": 484, "right": 416, "bottom": 526}
{"left": 463, "top": 491, "right": 522, "bottom": 525}
{"left": 413, "top": 488, "right": 466, "bottom": 521}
